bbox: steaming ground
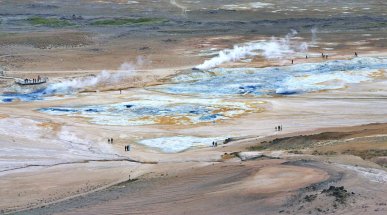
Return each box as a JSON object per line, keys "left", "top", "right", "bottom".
{"left": 1, "top": 0, "right": 387, "bottom": 214}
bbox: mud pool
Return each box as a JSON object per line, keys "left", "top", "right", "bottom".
{"left": 39, "top": 95, "right": 264, "bottom": 126}
{"left": 158, "top": 57, "right": 387, "bottom": 96}
{"left": 2, "top": 57, "right": 387, "bottom": 153}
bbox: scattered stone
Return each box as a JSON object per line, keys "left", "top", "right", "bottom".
{"left": 139, "top": 46, "right": 150, "bottom": 50}
{"left": 236, "top": 151, "right": 264, "bottom": 161}
{"left": 221, "top": 152, "right": 236, "bottom": 160}
{"left": 322, "top": 186, "right": 351, "bottom": 204}
{"left": 305, "top": 185, "right": 317, "bottom": 191}
{"left": 162, "top": 38, "right": 177, "bottom": 43}
{"left": 304, "top": 194, "right": 317, "bottom": 202}
{"left": 224, "top": 137, "right": 232, "bottom": 144}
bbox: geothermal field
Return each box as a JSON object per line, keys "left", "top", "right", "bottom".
{"left": 0, "top": 0, "right": 387, "bottom": 214}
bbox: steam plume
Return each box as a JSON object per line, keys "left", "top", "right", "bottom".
{"left": 311, "top": 27, "right": 318, "bottom": 44}
{"left": 195, "top": 30, "right": 309, "bottom": 70}
{"left": 45, "top": 57, "right": 144, "bottom": 94}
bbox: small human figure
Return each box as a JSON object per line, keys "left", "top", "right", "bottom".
{"left": 355, "top": 52, "right": 358, "bottom": 57}
{"left": 321, "top": 53, "right": 324, "bottom": 58}
{"left": 325, "top": 55, "right": 328, "bottom": 59}
{"left": 306, "top": 55, "right": 308, "bottom": 59}
{"left": 291, "top": 59, "right": 294, "bottom": 64}
{"left": 127, "top": 145, "right": 130, "bottom": 151}
{"left": 212, "top": 141, "right": 214, "bottom": 147}
{"left": 275, "top": 126, "right": 278, "bottom": 131}
{"left": 111, "top": 138, "right": 114, "bottom": 144}
{"left": 108, "top": 138, "right": 111, "bottom": 144}
{"left": 124, "top": 145, "right": 127, "bottom": 151}
{"left": 215, "top": 141, "right": 217, "bottom": 147}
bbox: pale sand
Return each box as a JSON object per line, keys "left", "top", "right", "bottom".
{"left": 1, "top": 63, "right": 387, "bottom": 213}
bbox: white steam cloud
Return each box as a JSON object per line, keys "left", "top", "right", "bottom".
{"left": 195, "top": 30, "right": 309, "bottom": 70}
{"left": 170, "top": 0, "right": 187, "bottom": 16}
{"left": 311, "top": 27, "right": 318, "bottom": 44}
{"left": 45, "top": 56, "right": 144, "bottom": 94}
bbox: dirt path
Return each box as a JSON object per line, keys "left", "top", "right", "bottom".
{"left": 14, "top": 160, "right": 328, "bottom": 215}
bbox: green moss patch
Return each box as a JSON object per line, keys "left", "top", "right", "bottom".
{"left": 90, "top": 18, "right": 167, "bottom": 26}
{"left": 27, "top": 17, "right": 74, "bottom": 27}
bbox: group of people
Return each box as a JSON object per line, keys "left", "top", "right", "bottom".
{"left": 291, "top": 52, "right": 359, "bottom": 65}
{"left": 212, "top": 141, "right": 218, "bottom": 147}
{"left": 124, "top": 145, "right": 130, "bottom": 151}
{"left": 275, "top": 125, "right": 283, "bottom": 131}
{"left": 321, "top": 53, "right": 328, "bottom": 59}
{"left": 107, "top": 138, "right": 131, "bottom": 152}
{"left": 24, "top": 75, "right": 44, "bottom": 84}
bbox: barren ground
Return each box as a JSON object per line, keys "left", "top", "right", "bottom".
{"left": 0, "top": 0, "right": 387, "bottom": 215}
